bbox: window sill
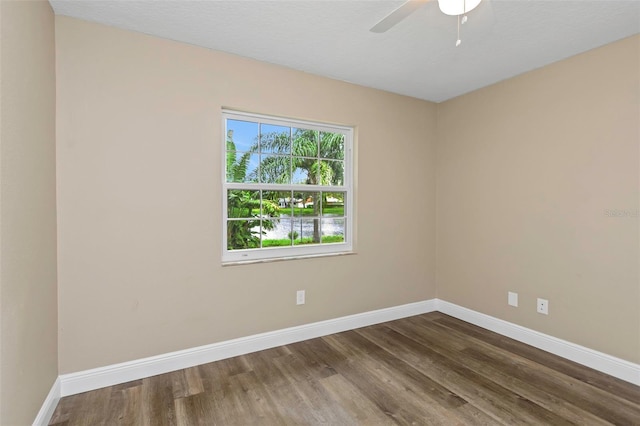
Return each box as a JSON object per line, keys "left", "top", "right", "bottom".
{"left": 222, "top": 250, "right": 356, "bottom": 267}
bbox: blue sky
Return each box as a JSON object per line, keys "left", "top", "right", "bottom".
{"left": 227, "top": 119, "right": 259, "bottom": 152}
{"left": 227, "top": 119, "right": 305, "bottom": 183}
{"left": 227, "top": 119, "right": 343, "bottom": 185}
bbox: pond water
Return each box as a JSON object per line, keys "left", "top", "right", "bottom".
{"left": 254, "top": 214, "right": 345, "bottom": 240}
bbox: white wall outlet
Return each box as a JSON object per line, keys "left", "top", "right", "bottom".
{"left": 296, "top": 290, "right": 305, "bottom": 305}
{"left": 508, "top": 291, "right": 518, "bottom": 307}
{"left": 537, "top": 298, "right": 549, "bottom": 315}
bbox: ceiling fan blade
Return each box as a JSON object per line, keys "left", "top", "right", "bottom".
{"left": 370, "top": 0, "right": 432, "bottom": 33}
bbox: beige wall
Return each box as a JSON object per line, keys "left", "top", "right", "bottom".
{"left": 437, "top": 35, "right": 640, "bottom": 363}
{"left": 0, "top": 1, "right": 58, "bottom": 424}
{"left": 55, "top": 14, "right": 638, "bottom": 376}
{"left": 55, "top": 17, "right": 438, "bottom": 373}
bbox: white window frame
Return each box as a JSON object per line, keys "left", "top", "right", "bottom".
{"left": 222, "top": 110, "right": 353, "bottom": 263}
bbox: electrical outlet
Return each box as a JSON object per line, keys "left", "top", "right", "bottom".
{"left": 508, "top": 292, "right": 518, "bottom": 307}
{"left": 296, "top": 290, "right": 305, "bottom": 305}
{"left": 537, "top": 298, "right": 549, "bottom": 315}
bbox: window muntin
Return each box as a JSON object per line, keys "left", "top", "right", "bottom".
{"left": 223, "top": 111, "right": 353, "bottom": 262}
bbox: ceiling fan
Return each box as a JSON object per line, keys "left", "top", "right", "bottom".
{"left": 370, "top": 0, "right": 484, "bottom": 46}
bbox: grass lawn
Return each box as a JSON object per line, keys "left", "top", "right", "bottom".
{"left": 278, "top": 206, "right": 344, "bottom": 217}
{"left": 262, "top": 235, "right": 344, "bottom": 247}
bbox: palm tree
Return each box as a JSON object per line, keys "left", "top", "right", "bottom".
{"left": 254, "top": 129, "right": 344, "bottom": 243}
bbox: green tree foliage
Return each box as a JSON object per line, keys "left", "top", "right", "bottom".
{"left": 226, "top": 130, "right": 278, "bottom": 250}
{"left": 227, "top": 127, "right": 345, "bottom": 249}
{"left": 254, "top": 129, "right": 345, "bottom": 243}
{"left": 226, "top": 131, "right": 250, "bottom": 183}
{"left": 253, "top": 129, "right": 344, "bottom": 186}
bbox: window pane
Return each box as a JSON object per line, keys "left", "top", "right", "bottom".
{"left": 292, "top": 218, "right": 320, "bottom": 244}
{"left": 320, "top": 132, "right": 344, "bottom": 160}
{"left": 292, "top": 158, "right": 318, "bottom": 184}
{"left": 258, "top": 191, "right": 278, "bottom": 218}
{"left": 262, "top": 217, "right": 294, "bottom": 247}
{"left": 322, "top": 160, "right": 344, "bottom": 186}
{"left": 226, "top": 152, "right": 260, "bottom": 183}
{"left": 260, "top": 191, "right": 292, "bottom": 247}
{"left": 322, "top": 192, "right": 345, "bottom": 217}
{"left": 263, "top": 190, "right": 293, "bottom": 216}
{"left": 293, "top": 191, "right": 320, "bottom": 216}
{"left": 292, "top": 128, "right": 318, "bottom": 157}
{"left": 227, "top": 219, "right": 261, "bottom": 250}
{"left": 260, "top": 124, "right": 290, "bottom": 154}
{"left": 227, "top": 120, "right": 258, "bottom": 153}
{"left": 227, "top": 190, "right": 260, "bottom": 218}
{"left": 321, "top": 218, "right": 345, "bottom": 243}
{"left": 260, "top": 154, "right": 291, "bottom": 184}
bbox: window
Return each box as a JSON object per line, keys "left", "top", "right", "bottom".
{"left": 222, "top": 110, "right": 353, "bottom": 263}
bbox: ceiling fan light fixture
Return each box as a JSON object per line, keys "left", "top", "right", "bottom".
{"left": 438, "top": 0, "right": 482, "bottom": 16}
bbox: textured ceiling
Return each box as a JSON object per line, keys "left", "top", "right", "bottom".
{"left": 49, "top": 0, "right": 640, "bottom": 102}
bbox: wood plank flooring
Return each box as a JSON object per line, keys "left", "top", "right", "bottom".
{"left": 49, "top": 313, "right": 640, "bottom": 425}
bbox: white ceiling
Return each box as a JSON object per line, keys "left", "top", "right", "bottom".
{"left": 49, "top": 0, "right": 640, "bottom": 102}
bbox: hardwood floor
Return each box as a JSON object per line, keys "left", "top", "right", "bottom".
{"left": 49, "top": 313, "right": 640, "bottom": 425}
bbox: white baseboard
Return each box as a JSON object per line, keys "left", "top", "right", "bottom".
{"left": 436, "top": 299, "right": 640, "bottom": 386}
{"left": 59, "top": 299, "right": 437, "bottom": 396}
{"left": 33, "top": 377, "right": 60, "bottom": 426}
{"left": 56, "top": 297, "right": 639, "bottom": 399}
